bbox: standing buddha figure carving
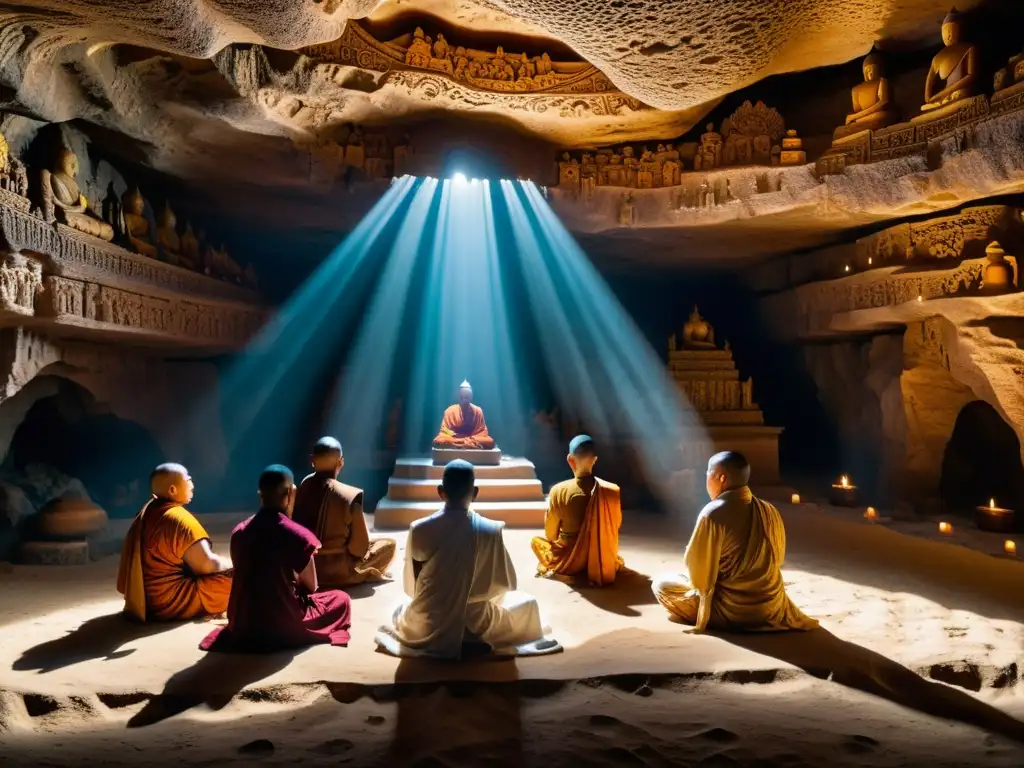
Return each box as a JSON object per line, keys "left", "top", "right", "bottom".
{"left": 156, "top": 203, "right": 184, "bottom": 266}
{"left": 836, "top": 51, "right": 893, "bottom": 139}
{"left": 0, "top": 131, "right": 28, "bottom": 197}
{"left": 693, "top": 124, "right": 722, "bottom": 171}
{"left": 682, "top": 306, "right": 716, "bottom": 349}
{"left": 121, "top": 187, "right": 157, "bottom": 258}
{"left": 41, "top": 144, "right": 114, "bottom": 241}
{"left": 921, "top": 8, "right": 977, "bottom": 113}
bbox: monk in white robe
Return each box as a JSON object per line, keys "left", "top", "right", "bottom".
{"left": 375, "top": 460, "right": 555, "bottom": 659}
{"left": 652, "top": 451, "right": 817, "bottom": 632}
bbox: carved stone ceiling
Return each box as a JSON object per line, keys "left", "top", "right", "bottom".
{"left": 0, "top": 0, "right": 992, "bottom": 242}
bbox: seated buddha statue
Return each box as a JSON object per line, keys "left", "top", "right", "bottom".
{"left": 41, "top": 145, "right": 114, "bottom": 241}
{"left": 120, "top": 187, "right": 157, "bottom": 258}
{"left": 0, "top": 131, "right": 28, "bottom": 197}
{"left": 920, "top": 8, "right": 977, "bottom": 113}
{"left": 180, "top": 222, "right": 201, "bottom": 271}
{"left": 835, "top": 52, "right": 894, "bottom": 140}
{"left": 156, "top": 203, "right": 183, "bottom": 265}
{"left": 682, "top": 306, "right": 716, "bottom": 349}
{"left": 433, "top": 380, "right": 495, "bottom": 450}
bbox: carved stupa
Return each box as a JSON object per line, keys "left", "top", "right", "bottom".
{"left": 668, "top": 307, "right": 783, "bottom": 486}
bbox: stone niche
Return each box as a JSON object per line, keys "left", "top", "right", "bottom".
{"left": 0, "top": 329, "right": 229, "bottom": 562}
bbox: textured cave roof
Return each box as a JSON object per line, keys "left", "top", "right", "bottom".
{"left": 0, "top": 0, "right": 999, "bottom": 249}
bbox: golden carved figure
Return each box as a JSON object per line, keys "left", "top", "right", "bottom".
{"left": 156, "top": 203, "right": 183, "bottom": 265}
{"left": 921, "top": 8, "right": 977, "bottom": 113}
{"left": 682, "top": 306, "right": 716, "bottom": 349}
{"left": 693, "top": 123, "right": 722, "bottom": 171}
{"left": 0, "top": 132, "right": 28, "bottom": 197}
{"left": 121, "top": 187, "right": 157, "bottom": 258}
{"left": 41, "top": 144, "right": 114, "bottom": 241}
{"left": 204, "top": 242, "right": 244, "bottom": 283}
{"left": 982, "top": 241, "right": 1015, "bottom": 293}
{"left": 836, "top": 51, "right": 893, "bottom": 139}
{"left": 994, "top": 50, "right": 1024, "bottom": 92}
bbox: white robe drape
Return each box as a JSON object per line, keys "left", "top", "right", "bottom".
{"left": 375, "top": 507, "right": 544, "bottom": 658}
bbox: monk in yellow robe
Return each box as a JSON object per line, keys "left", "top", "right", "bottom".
{"left": 292, "top": 436, "right": 396, "bottom": 586}
{"left": 652, "top": 451, "right": 817, "bottom": 632}
{"left": 116, "top": 463, "right": 233, "bottom": 622}
{"left": 433, "top": 380, "right": 495, "bottom": 449}
{"left": 531, "top": 435, "right": 623, "bottom": 586}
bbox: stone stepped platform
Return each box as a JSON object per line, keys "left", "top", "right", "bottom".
{"left": 375, "top": 456, "right": 546, "bottom": 528}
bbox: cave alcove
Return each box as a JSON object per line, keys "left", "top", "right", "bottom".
{"left": 2, "top": 376, "right": 165, "bottom": 520}
{"left": 939, "top": 400, "right": 1024, "bottom": 528}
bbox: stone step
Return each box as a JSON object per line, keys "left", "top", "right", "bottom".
{"left": 374, "top": 499, "right": 546, "bottom": 529}
{"left": 390, "top": 456, "right": 539, "bottom": 481}
{"left": 386, "top": 477, "right": 545, "bottom": 502}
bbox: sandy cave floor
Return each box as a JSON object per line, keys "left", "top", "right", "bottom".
{"left": 0, "top": 505, "right": 1023, "bottom": 767}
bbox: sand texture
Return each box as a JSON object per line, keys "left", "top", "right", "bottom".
{"left": 0, "top": 504, "right": 1022, "bottom": 766}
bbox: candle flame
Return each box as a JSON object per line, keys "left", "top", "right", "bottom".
{"left": 939, "top": 521, "right": 952, "bottom": 534}
{"left": 840, "top": 475, "right": 849, "bottom": 488}
{"left": 1006, "top": 540, "right": 1017, "bottom": 556}
{"left": 990, "top": 498, "right": 996, "bottom": 509}
{"left": 865, "top": 507, "right": 877, "bottom": 520}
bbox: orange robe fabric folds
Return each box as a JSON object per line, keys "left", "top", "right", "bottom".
{"left": 116, "top": 499, "right": 232, "bottom": 621}
{"left": 433, "top": 404, "right": 495, "bottom": 449}
{"left": 532, "top": 477, "right": 622, "bottom": 586}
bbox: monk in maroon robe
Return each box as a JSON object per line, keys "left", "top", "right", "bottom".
{"left": 200, "top": 465, "right": 351, "bottom": 652}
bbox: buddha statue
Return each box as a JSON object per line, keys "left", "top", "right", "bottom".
{"left": 982, "top": 241, "right": 1016, "bottom": 293}
{"left": 40, "top": 144, "right": 115, "bottom": 241}
{"left": 836, "top": 51, "right": 893, "bottom": 140}
{"left": 921, "top": 8, "right": 977, "bottom": 113}
{"left": 156, "top": 203, "right": 183, "bottom": 265}
{"left": 682, "top": 305, "right": 716, "bottom": 349}
{"left": 120, "top": 187, "right": 157, "bottom": 258}
{"left": 180, "top": 222, "right": 201, "bottom": 271}
{"left": 693, "top": 123, "right": 722, "bottom": 171}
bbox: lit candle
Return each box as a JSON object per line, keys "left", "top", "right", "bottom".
{"left": 840, "top": 475, "right": 849, "bottom": 488}
{"left": 1005, "top": 540, "right": 1017, "bottom": 556}
{"left": 917, "top": 295, "right": 923, "bottom": 302}
{"left": 830, "top": 474, "right": 858, "bottom": 507}
{"left": 864, "top": 507, "right": 878, "bottom": 521}
{"left": 867, "top": 257, "right": 873, "bottom": 265}
{"left": 938, "top": 521, "right": 952, "bottom": 534}
{"left": 844, "top": 264, "right": 851, "bottom": 273}
{"left": 990, "top": 498, "right": 996, "bottom": 509}
{"left": 791, "top": 493, "right": 801, "bottom": 504}
{"left": 976, "top": 497, "right": 1015, "bottom": 533}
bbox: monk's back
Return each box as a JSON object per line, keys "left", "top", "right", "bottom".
{"left": 139, "top": 503, "right": 208, "bottom": 610}
{"left": 703, "top": 494, "right": 757, "bottom": 583}
{"left": 293, "top": 473, "right": 361, "bottom": 550}
{"left": 548, "top": 477, "right": 596, "bottom": 536}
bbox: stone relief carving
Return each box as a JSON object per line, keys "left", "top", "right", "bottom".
{"left": 0, "top": 252, "right": 42, "bottom": 314}
{"left": 558, "top": 100, "right": 787, "bottom": 191}
{"left": 302, "top": 20, "right": 642, "bottom": 105}
{"left": 39, "top": 275, "right": 264, "bottom": 345}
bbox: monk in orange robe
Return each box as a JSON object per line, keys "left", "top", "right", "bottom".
{"left": 293, "top": 436, "right": 396, "bottom": 586}
{"left": 531, "top": 435, "right": 624, "bottom": 586}
{"left": 433, "top": 380, "right": 495, "bottom": 449}
{"left": 116, "top": 463, "right": 233, "bottom": 622}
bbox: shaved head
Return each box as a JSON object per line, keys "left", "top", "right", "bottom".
{"left": 150, "top": 462, "right": 193, "bottom": 504}
{"left": 567, "top": 434, "right": 598, "bottom": 477}
{"left": 311, "top": 436, "right": 344, "bottom": 476}
{"left": 439, "top": 459, "right": 477, "bottom": 507}
{"left": 259, "top": 464, "right": 295, "bottom": 511}
{"left": 706, "top": 451, "right": 750, "bottom": 500}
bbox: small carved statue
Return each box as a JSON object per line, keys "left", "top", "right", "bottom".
{"left": 156, "top": 203, "right": 183, "bottom": 265}
{"left": 982, "top": 241, "right": 1016, "bottom": 293}
{"left": 693, "top": 123, "right": 723, "bottom": 171}
{"left": 836, "top": 51, "right": 893, "bottom": 139}
{"left": 120, "top": 187, "right": 157, "bottom": 258}
{"left": 181, "top": 222, "right": 202, "bottom": 270}
{"left": 0, "top": 131, "right": 28, "bottom": 197}
{"left": 994, "top": 49, "right": 1024, "bottom": 92}
{"left": 921, "top": 8, "right": 977, "bottom": 113}
{"left": 40, "top": 143, "right": 115, "bottom": 241}
{"left": 618, "top": 192, "right": 635, "bottom": 227}
{"left": 682, "top": 305, "right": 716, "bottom": 349}
{"left": 102, "top": 182, "right": 126, "bottom": 242}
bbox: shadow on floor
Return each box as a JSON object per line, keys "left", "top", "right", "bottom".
{"left": 127, "top": 649, "right": 299, "bottom": 728}
{"left": 569, "top": 568, "right": 656, "bottom": 617}
{"left": 717, "top": 626, "right": 1024, "bottom": 743}
{"left": 12, "top": 612, "right": 178, "bottom": 673}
